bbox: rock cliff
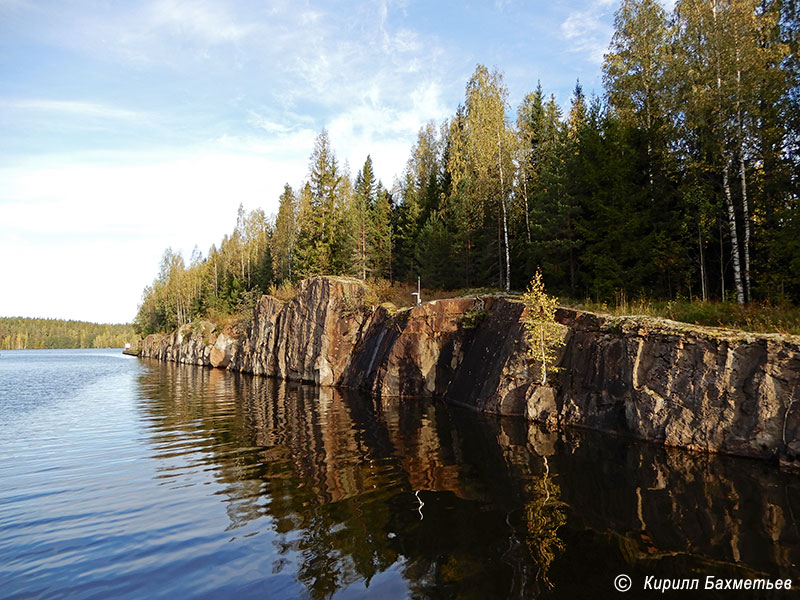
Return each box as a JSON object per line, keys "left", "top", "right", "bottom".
{"left": 139, "top": 276, "right": 800, "bottom": 464}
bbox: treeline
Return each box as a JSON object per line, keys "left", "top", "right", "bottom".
{"left": 136, "top": 0, "right": 799, "bottom": 335}
{"left": 0, "top": 318, "right": 136, "bottom": 349}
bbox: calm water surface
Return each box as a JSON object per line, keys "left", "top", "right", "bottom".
{"left": 1, "top": 349, "right": 799, "bottom": 599}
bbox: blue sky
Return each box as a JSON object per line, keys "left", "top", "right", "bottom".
{"left": 1, "top": 0, "right": 642, "bottom": 324}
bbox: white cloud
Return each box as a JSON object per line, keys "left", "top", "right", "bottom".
{"left": 0, "top": 0, "right": 464, "bottom": 322}
{"left": 1, "top": 145, "right": 308, "bottom": 236}
{"left": 325, "top": 79, "right": 448, "bottom": 183}
{"left": 0, "top": 235, "right": 149, "bottom": 324}
{"left": 143, "top": 0, "right": 257, "bottom": 44}
{"left": 299, "top": 9, "right": 324, "bottom": 25}
{"left": 560, "top": 4, "right": 614, "bottom": 65}
{"left": 247, "top": 112, "right": 294, "bottom": 134}
{"left": 0, "top": 99, "right": 146, "bottom": 121}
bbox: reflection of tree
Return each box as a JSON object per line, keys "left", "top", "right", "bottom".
{"left": 271, "top": 391, "right": 571, "bottom": 600}
{"left": 138, "top": 361, "right": 569, "bottom": 598}
{"left": 485, "top": 420, "right": 567, "bottom": 598}
{"left": 136, "top": 361, "right": 800, "bottom": 597}
{"left": 245, "top": 384, "right": 402, "bottom": 599}
{"left": 523, "top": 456, "right": 567, "bottom": 591}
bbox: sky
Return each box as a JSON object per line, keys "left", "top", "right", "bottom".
{"left": 0, "top": 0, "right": 656, "bottom": 324}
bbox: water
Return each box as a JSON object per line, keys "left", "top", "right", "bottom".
{"left": 1, "top": 349, "right": 799, "bottom": 599}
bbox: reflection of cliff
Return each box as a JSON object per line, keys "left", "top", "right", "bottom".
{"left": 137, "top": 361, "right": 800, "bottom": 598}
{"left": 550, "top": 430, "right": 800, "bottom": 580}
{"left": 137, "top": 361, "right": 568, "bottom": 597}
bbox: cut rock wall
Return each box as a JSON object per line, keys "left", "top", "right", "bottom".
{"left": 139, "top": 276, "right": 800, "bottom": 464}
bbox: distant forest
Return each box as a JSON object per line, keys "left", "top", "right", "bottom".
{"left": 136, "top": 0, "right": 800, "bottom": 335}
{"left": 0, "top": 318, "right": 136, "bottom": 350}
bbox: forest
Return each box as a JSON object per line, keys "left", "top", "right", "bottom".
{"left": 135, "top": 0, "right": 800, "bottom": 336}
{"left": 0, "top": 318, "right": 136, "bottom": 350}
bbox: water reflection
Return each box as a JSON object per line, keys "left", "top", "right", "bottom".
{"left": 138, "top": 360, "right": 800, "bottom": 598}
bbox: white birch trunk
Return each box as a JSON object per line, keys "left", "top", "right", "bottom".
{"left": 722, "top": 158, "right": 746, "bottom": 304}
{"left": 497, "top": 128, "right": 511, "bottom": 292}
{"left": 739, "top": 144, "right": 751, "bottom": 302}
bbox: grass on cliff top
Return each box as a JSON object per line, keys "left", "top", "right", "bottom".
{"left": 369, "top": 279, "right": 800, "bottom": 335}
{"left": 218, "top": 277, "right": 800, "bottom": 336}
{"left": 363, "top": 279, "right": 504, "bottom": 309}
{"left": 562, "top": 295, "right": 800, "bottom": 335}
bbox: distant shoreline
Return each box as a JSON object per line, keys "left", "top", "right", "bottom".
{"left": 0, "top": 317, "right": 136, "bottom": 351}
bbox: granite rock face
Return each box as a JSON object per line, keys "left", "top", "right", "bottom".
{"left": 554, "top": 310, "right": 800, "bottom": 463}
{"left": 342, "top": 296, "right": 481, "bottom": 397}
{"left": 231, "top": 277, "right": 371, "bottom": 385}
{"left": 139, "top": 320, "right": 238, "bottom": 368}
{"left": 139, "top": 276, "right": 800, "bottom": 463}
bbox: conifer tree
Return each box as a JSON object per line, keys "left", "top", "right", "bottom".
{"left": 370, "top": 184, "right": 393, "bottom": 279}
{"left": 516, "top": 82, "right": 547, "bottom": 247}
{"left": 294, "top": 182, "right": 326, "bottom": 278}
{"left": 392, "top": 170, "right": 422, "bottom": 283}
{"left": 526, "top": 93, "right": 569, "bottom": 292}
{"left": 272, "top": 184, "right": 297, "bottom": 283}
{"left": 353, "top": 156, "right": 377, "bottom": 279}
{"left": 330, "top": 165, "right": 357, "bottom": 275}
{"left": 294, "top": 130, "right": 346, "bottom": 276}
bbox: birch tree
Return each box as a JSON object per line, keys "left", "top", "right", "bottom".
{"left": 674, "top": 0, "right": 788, "bottom": 303}
{"left": 603, "top": 0, "right": 671, "bottom": 190}
{"left": 448, "top": 64, "right": 515, "bottom": 291}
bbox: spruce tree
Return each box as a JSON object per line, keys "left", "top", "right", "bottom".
{"left": 353, "top": 156, "right": 377, "bottom": 279}
{"left": 370, "top": 184, "right": 393, "bottom": 279}
{"left": 272, "top": 184, "right": 297, "bottom": 283}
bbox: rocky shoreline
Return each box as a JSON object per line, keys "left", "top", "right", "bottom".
{"left": 139, "top": 276, "right": 800, "bottom": 465}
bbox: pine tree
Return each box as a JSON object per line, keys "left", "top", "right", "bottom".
{"left": 445, "top": 106, "right": 484, "bottom": 286}
{"left": 526, "top": 93, "right": 570, "bottom": 293}
{"left": 308, "top": 129, "right": 341, "bottom": 273}
{"left": 329, "top": 165, "right": 357, "bottom": 275}
{"left": 294, "top": 182, "right": 326, "bottom": 278}
{"left": 516, "top": 82, "right": 546, "bottom": 248}
{"left": 415, "top": 213, "right": 455, "bottom": 288}
{"left": 293, "top": 130, "right": 347, "bottom": 277}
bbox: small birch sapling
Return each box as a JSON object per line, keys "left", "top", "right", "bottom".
{"left": 521, "top": 269, "right": 564, "bottom": 385}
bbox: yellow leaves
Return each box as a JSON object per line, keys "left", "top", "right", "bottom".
{"left": 457, "top": 64, "right": 513, "bottom": 183}
{"left": 521, "top": 268, "right": 564, "bottom": 385}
